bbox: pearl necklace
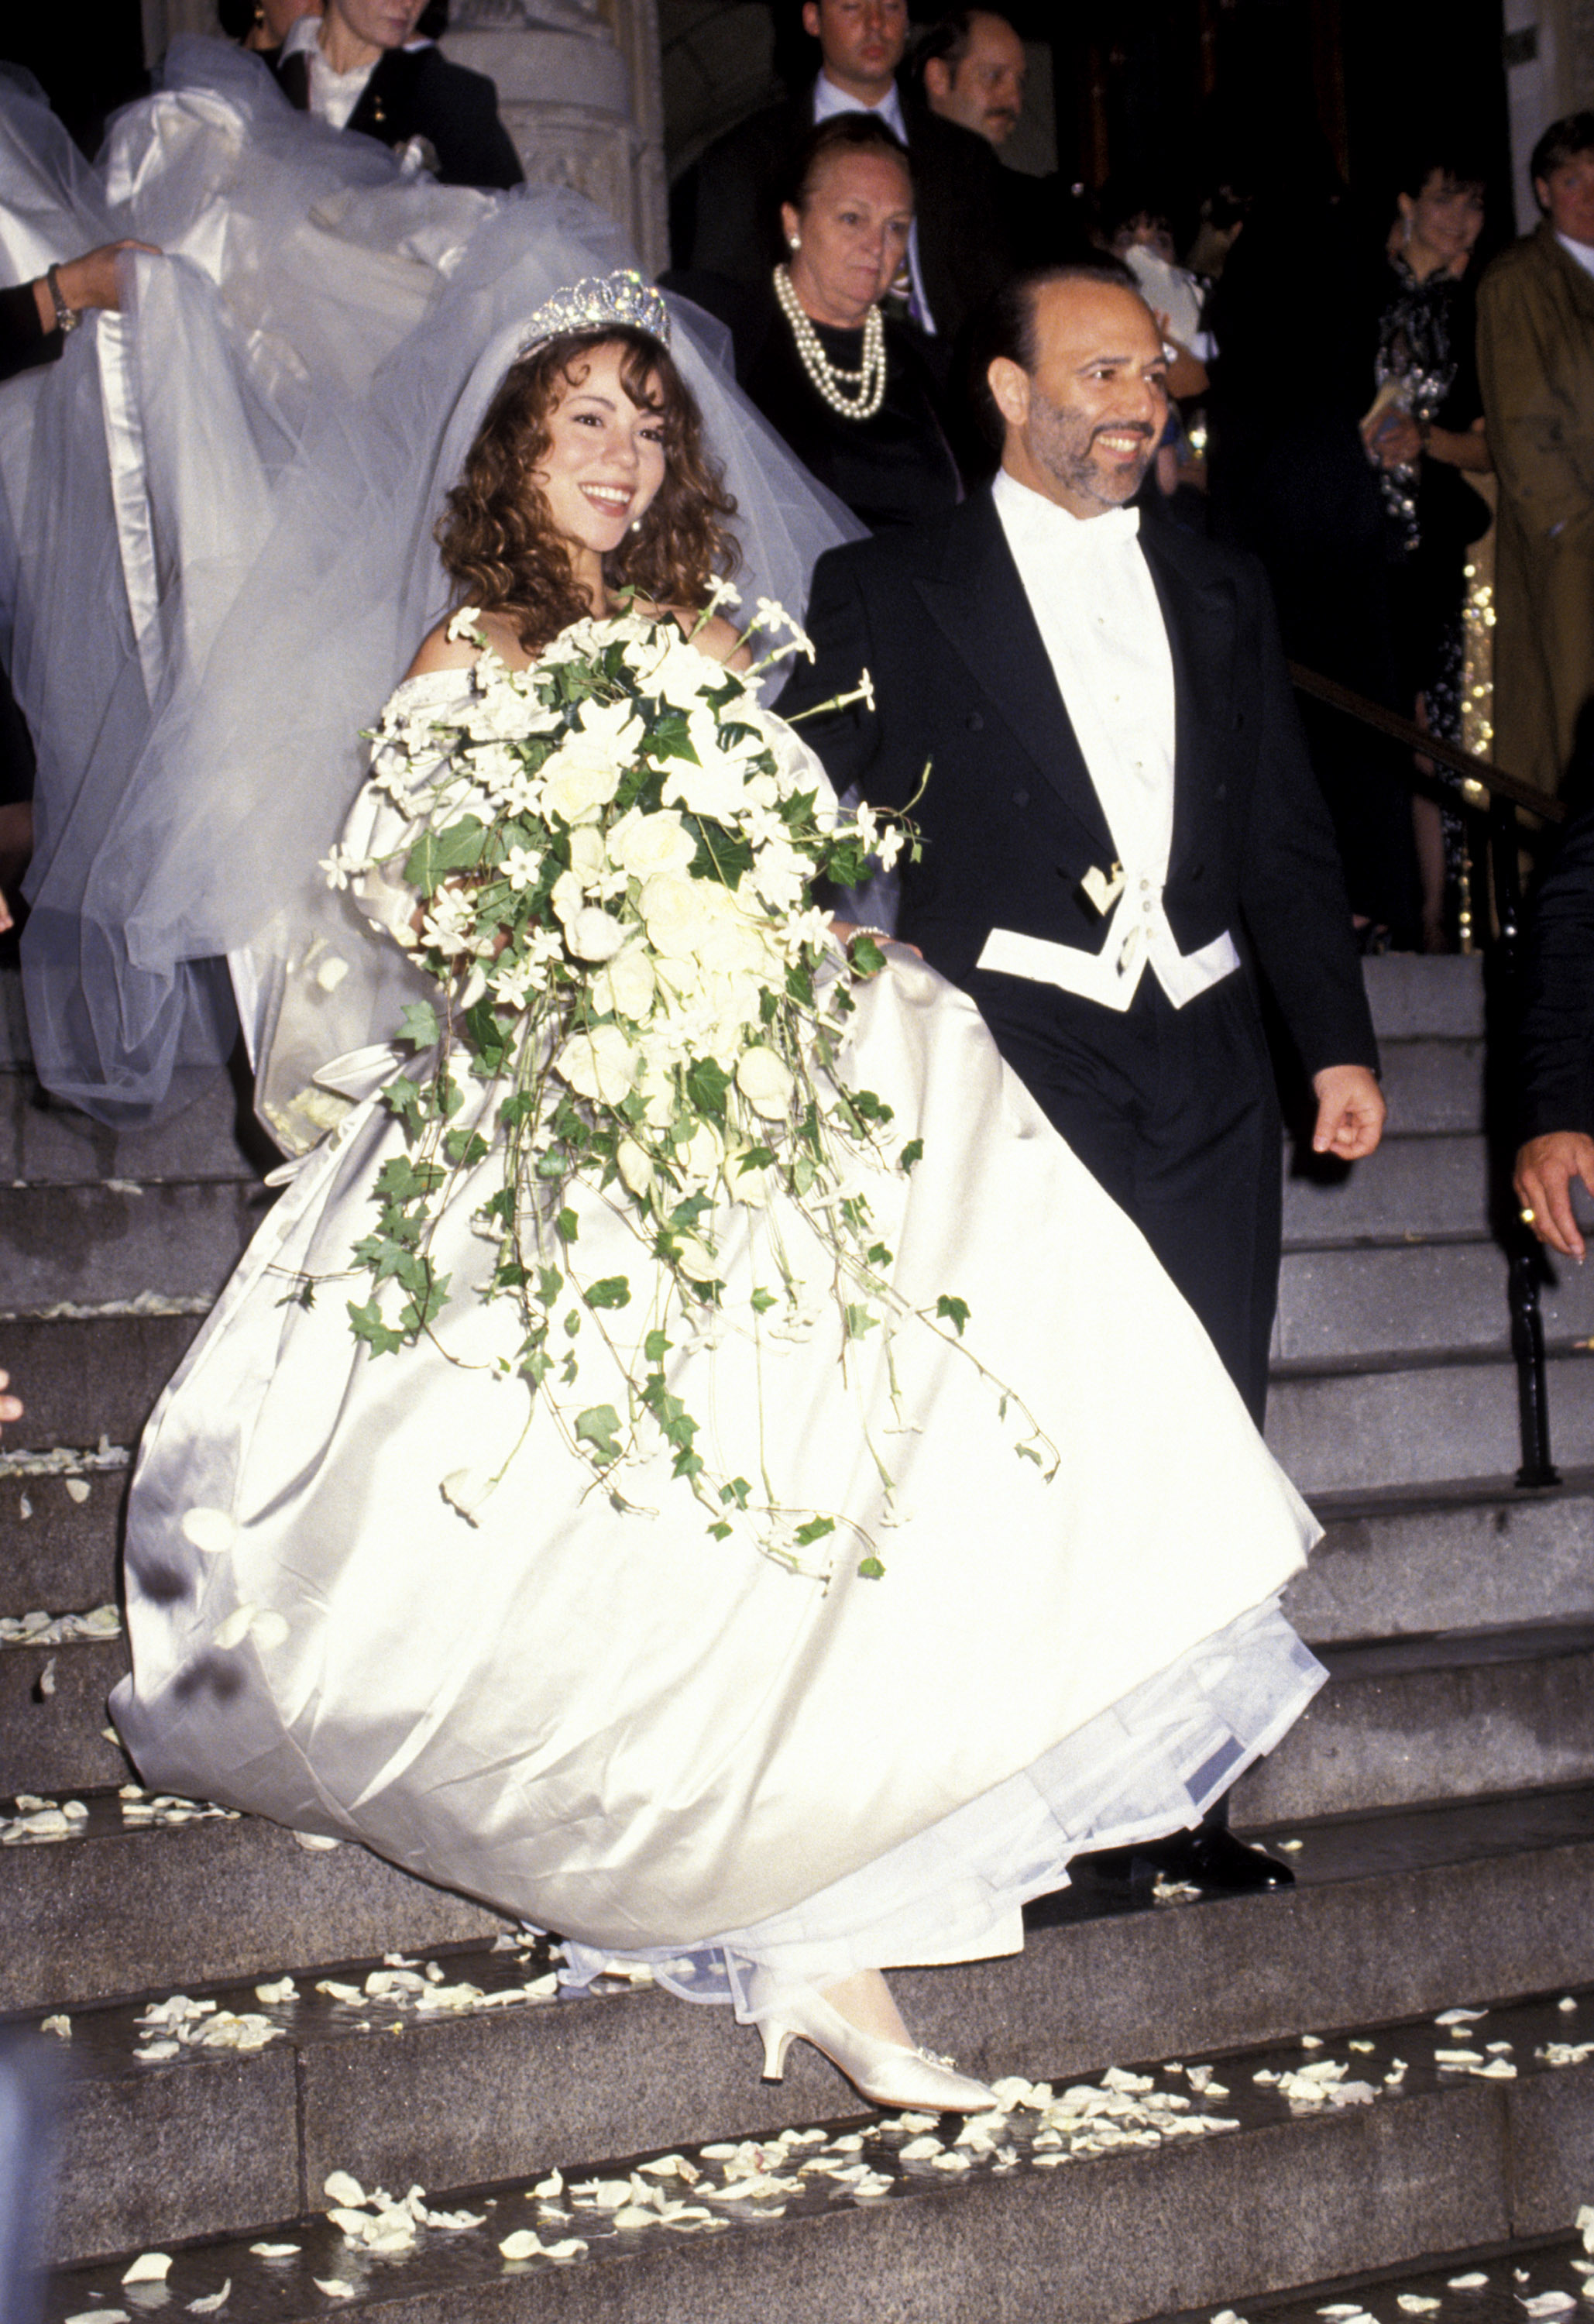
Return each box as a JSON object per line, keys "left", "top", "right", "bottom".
{"left": 773, "top": 265, "right": 888, "bottom": 422}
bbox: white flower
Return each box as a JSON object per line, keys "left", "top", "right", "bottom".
{"left": 469, "top": 742, "right": 524, "bottom": 796}
{"left": 875, "top": 823, "right": 905, "bottom": 872}
{"left": 737, "top": 1045, "right": 795, "bottom": 1121}
{"left": 502, "top": 844, "right": 541, "bottom": 892}
{"left": 420, "top": 889, "right": 478, "bottom": 957}
{"left": 441, "top": 1467, "right": 495, "bottom": 1524}
{"left": 784, "top": 904, "right": 834, "bottom": 956}
{"left": 550, "top": 869, "right": 586, "bottom": 927}
{"left": 543, "top": 750, "right": 622, "bottom": 826}
{"left": 608, "top": 805, "right": 696, "bottom": 881}
{"left": 568, "top": 825, "right": 607, "bottom": 886}
{"left": 555, "top": 1023, "right": 637, "bottom": 1106}
{"left": 703, "top": 575, "right": 742, "bottom": 616}
{"left": 565, "top": 906, "right": 626, "bottom": 962}
{"left": 640, "top": 872, "right": 716, "bottom": 960}
{"left": 321, "top": 842, "right": 370, "bottom": 892}
{"left": 753, "top": 596, "right": 816, "bottom": 662}
{"left": 489, "top": 955, "right": 543, "bottom": 1009}
{"left": 592, "top": 945, "right": 655, "bottom": 1020}
{"left": 445, "top": 604, "right": 483, "bottom": 641}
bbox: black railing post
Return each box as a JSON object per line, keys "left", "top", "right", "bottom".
{"left": 1488, "top": 795, "right": 1561, "bottom": 1489}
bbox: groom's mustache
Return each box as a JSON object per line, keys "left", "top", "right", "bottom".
{"left": 1089, "top": 421, "right": 1155, "bottom": 445}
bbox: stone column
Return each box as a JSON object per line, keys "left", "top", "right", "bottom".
{"left": 443, "top": 0, "right": 668, "bottom": 274}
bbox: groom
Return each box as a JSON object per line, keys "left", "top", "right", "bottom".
{"left": 781, "top": 260, "right": 1384, "bottom": 1890}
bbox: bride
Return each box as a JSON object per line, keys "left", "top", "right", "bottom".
{"left": 112, "top": 270, "right": 1326, "bottom": 2114}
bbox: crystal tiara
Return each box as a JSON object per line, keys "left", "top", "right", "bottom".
{"left": 517, "top": 270, "right": 671, "bottom": 357}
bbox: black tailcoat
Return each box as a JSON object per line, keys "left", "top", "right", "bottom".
{"left": 266, "top": 43, "right": 523, "bottom": 190}
{"left": 779, "top": 489, "right": 1379, "bottom": 1415}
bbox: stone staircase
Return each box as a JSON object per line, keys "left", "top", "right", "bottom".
{"left": 2, "top": 953, "right": 1592, "bottom": 2322}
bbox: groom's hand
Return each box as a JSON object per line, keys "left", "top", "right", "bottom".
{"left": 1311, "top": 1064, "right": 1385, "bottom": 1160}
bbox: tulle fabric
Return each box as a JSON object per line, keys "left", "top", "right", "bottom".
{"left": 0, "top": 39, "right": 863, "bottom": 1127}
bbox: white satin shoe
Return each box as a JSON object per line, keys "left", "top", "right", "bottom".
{"left": 756, "top": 1986, "right": 998, "bottom": 2113}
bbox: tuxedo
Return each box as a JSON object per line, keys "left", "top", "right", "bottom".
{"left": 672, "top": 82, "right": 1011, "bottom": 344}
{"left": 1518, "top": 803, "right": 1594, "bottom": 1140}
{"left": 265, "top": 43, "right": 522, "bottom": 190}
{"left": 780, "top": 487, "right": 1378, "bottom": 1418}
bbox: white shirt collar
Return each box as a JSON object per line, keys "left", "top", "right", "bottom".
{"left": 1557, "top": 230, "right": 1594, "bottom": 279}
{"left": 991, "top": 466, "right": 1141, "bottom": 555}
{"left": 812, "top": 71, "right": 907, "bottom": 143}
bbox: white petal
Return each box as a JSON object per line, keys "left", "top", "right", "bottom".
{"left": 324, "top": 2171, "right": 366, "bottom": 2206}
{"left": 122, "top": 2252, "right": 173, "bottom": 2284}
{"left": 187, "top": 2281, "right": 232, "bottom": 2314}
{"left": 251, "top": 1611, "right": 290, "bottom": 1651}
{"left": 498, "top": 2229, "right": 543, "bottom": 2259}
{"left": 181, "top": 1508, "right": 236, "bottom": 1556}
{"left": 213, "top": 1604, "right": 258, "bottom": 1651}
{"left": 314, "top": 2281, "right": 356, "bottom": 2299}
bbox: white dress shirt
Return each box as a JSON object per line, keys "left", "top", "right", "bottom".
{"left": 283, "top": 15, "right": 376, "bottom": 130}
{"left": 978, "top": 469, "right": 1240, "bottom": 1011}
{"left": 810, "top": 71, "right": 934, "bottom": 333}
{"left": 1557, "top": 230, "right": 1594, "bottom": 280}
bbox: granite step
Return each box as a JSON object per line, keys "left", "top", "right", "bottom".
{"left": 1375, "top": 1034, "right": 1487, "bottom": 1134}
{"left": 8, "top": 1772, "right": 1594, "bottom": 2096}
{"left": 0, "top": 1178, "right": 273, "bottom": 1312}
{"left": 1361, "top": 952, "right": 1485, "bottom": 1040}
{"left": 1265, "top": 1349, "right": 1594, "bottom": 1494}
{"left": 1290, "top": 1473, "right": 1594, "bottom": 1644}
{"left": 0, "top": 1066, "right": 265, "bottom": 1185}
{"left": 1282, "top": 1132, "right": 1494, "bottom": 1246}
{"left": 1153, "top": 2231, "right": 1593, "bottom": 2324}
{"left": 1231, "top": 1623, "right": 1594, "bottom": 1826}
{"left": 1275, "top": 1238, "right": 1594, "bottom": 1363}
{"left": 1, "top": 1312, "right": 206, "bottom": 1452}
{"left": 38, "top": 1985, "right": 1594, "bottom": 2319}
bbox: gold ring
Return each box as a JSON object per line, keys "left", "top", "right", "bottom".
{"left": 1520, "top": 1206, "right": 1537, "bottom": 1225}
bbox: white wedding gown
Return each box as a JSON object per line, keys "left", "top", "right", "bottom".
{"left": 112, "top": 672, "right": 1324, "bottom": 2018}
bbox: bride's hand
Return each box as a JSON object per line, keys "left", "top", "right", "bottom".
{"left": 830, "top": 919, "right": 920, "bottom": 962}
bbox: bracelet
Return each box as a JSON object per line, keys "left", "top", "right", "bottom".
{"left": 847, "top": 926, "right": 891, "bottom": 945}
{"left": 44, "top": 265, "right": 79, "bottom": 336}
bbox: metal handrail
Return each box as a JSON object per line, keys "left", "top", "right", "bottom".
{"left": 1290, "top": 662, "right": 1561, "bottom": 1490}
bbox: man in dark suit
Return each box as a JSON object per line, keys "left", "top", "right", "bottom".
{"left": 1513, "top": 806, "right": 1594, "bottom": 1256}
{"left": 673, "top": 0, "right": 1009, "bottom": 342}
{"left": 782, "top": 262, "right": 1384, "bottom": 1885}
{"left": 266, "top": 0, "right": 522, "bottom": 191}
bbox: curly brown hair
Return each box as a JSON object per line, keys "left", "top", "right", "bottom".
{"left": 436, "top": 326, "right": 740, "bottom": 655}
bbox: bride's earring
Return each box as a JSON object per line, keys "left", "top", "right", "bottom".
{"left": 788, "top": 233, "right": 802, "bottom": 253}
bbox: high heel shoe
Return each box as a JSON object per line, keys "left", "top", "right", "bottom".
{"left": 756, "top": 1986, "right": 998, "bottom": 2113}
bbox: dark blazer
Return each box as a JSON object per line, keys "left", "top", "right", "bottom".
{"left": 266, "top": 43, "right": 523, "bottom": 189}
{"left": 1519, "top": 804, "right": 1594, "bottom": 1140}
{"left": 673, "top": 81, "right": 1011, "bottom": 343}
{"left": 0, "top": 283, "right": 60, "bottom": 385}
{"left": 778, "top": 487, "right": 1378, "bottom": 1081}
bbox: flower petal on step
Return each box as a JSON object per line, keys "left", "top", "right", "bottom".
{"left": 122, "top": 2253, "right": 173, "bottom": 2284}
{"left": 181, "top": 1508, "right": 236, "bottom": 1556}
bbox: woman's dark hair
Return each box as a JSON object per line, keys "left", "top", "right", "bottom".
{"left": 968, "top": 256, "right": 1139, "bottom": 447}
{"left": 778, "top": 112, "right": 914, "bottom": 218}
{"left": 1531, "top": 111, "right": 1594, "bottom": 191}
{"left": 216, "top": 0, "right": 256, "bottom": 40}
{"left": 1392, "top": 142, "right": 1488, "bottom": 203}
{"left": 437, "top": 326, "right": 739, "bottom": 658}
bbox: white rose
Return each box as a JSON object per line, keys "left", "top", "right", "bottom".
{"left": 573, "top": 695, "right": 644, "bottom": 758}
{"left": 608, "top": 806, "right": 696, "bottom": 882}
{"left": 554, "top": 1023, "right": 636, "bottom": 1106}
{"left": 566, "top": 906, "right": 626, "bottom": 962}
{"left": 544, "top": 748, "right": 622, "bottom": 826}
{"left": 672, "top": 1234, "right": 720, "bottom": 1283}
{"left": 736, "top": 1045, "right": 794, "bottom": 1121}
{"left": 550, "top": 869, "right": 585, "bottom": 928}
{"left": 568, "top": 825, "right": 606, "bottom": 885}
{"left": 641, "top": 872, "right": 718, "bottom": 960}
{"left": 593, "top": 946, "right": 655, "bottom": 1020}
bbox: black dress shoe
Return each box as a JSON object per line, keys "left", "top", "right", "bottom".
{"left": 1074, "top": 1827, "right": 1295, "bottom": 1894}
{"left": 1159, "top": 1827, "right": 1295, "bottom": 1893}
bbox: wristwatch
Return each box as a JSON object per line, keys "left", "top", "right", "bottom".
{"left": 44, "top": 264, "right": 80, "bottom": 336}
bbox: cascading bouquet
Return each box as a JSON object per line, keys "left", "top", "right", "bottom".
{"left": 316, "top": 595, "right": 1055, "bottom": 1575}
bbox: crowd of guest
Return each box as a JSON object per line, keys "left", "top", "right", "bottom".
{"left": 7, "top": 1, "right": 1594, "bottom": 964}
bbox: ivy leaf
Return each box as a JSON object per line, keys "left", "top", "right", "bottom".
{"left": 404, "top": 816, "right": 488, "bottom": 890}
{"left": 845, "top": 1305, "right": 879, "bottom": 1339}
{"left": 898, "top": 1138, "right": 924, "bottom": 1174}
{"left": 936, "top": 1294, "right": 970, "bottom": 1336}
{"left": 584, "top": 1275, "right": 632, "bottom": 1311}
{"left": 750, "top": 1287, "right": 778, "bottom": 1313}
{"left": 794, "top": 1514, "right": 836, "bottom": 1547}
{"left": 376, "top": 1155, "right": 445, "bottom": 1203}
{"left": 348, "top": 1298, "right": 405, "bottom": 1356}
{"left": 685, "top": 1055, "right": 732, "bottom": 1123}
{"left": 857, "top": 1556, "right": 886, "bottom": 1580}
{"left": 643, "top": 1329, "right": 672, "bottom": 1363}
{"left": 707, "top": 1521, "right": 733, "bottom": 1541}
{"left": 720, "top": 1477, "right": 751, "bottom": 1508}
{"left": 865, "top": 1243, "right": 893, "bottom": 1269}
{"left": 536, "top": 1264, "right": 563, "bottom": 1305}
{"left": 575, "top": 1404, "right": 624, "bottom": 1462}
{"left": 444, "top": 1129, "right": 490, "bottom": 1169}
{"left": 399, "top": 1000, "right": 440, "bottom": 1051}
{"left": 555, "top": 1207, "right": 579, "bottom": 1244}
{"left": 848, "top": 933, "right": 887, "bottom": 980}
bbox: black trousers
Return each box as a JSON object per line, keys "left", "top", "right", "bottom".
{"left": 965, "top": 965, "right": 1282, "bottom": 1426}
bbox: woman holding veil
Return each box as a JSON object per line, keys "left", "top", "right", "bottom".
{"left": 108, "top": 234, "right": 1327, "bottom": 2109}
